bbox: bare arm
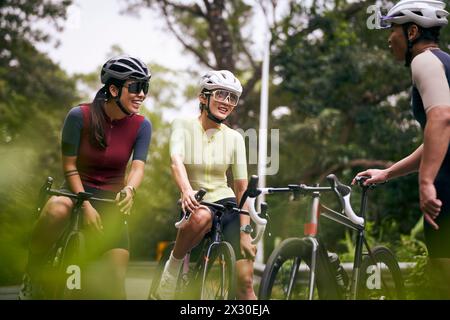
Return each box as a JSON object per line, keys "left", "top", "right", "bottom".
{"left": 419, "top": 107, "right": 450, "bottom": 185}
{"left": 171, "top": 154, "right": 198, "bottom": 212}
{"left": 62, "top": 155, "right": 102, "bottom": 231}
{"left": 234, "top": 178, "right": 256, "bottom": 260}
{"left": 124, "top": 160, "right": 145, "bottom": 189}
{"left": 355, "top": 144, "right": 423, "bottom": 184}
{"left": 62, "top": 155, "right": 86, "bottom": 194}
{"left": 386, "top": 144, "right": 423, "bottom": 179}
{"left": 233, "top": 179, "right": 250, "bottom": 227}
{"left": 419, "top": 106, "right": 450, "bottom": 229}
{"left": 118, "top": 160, "right": 146, "bottom": 213}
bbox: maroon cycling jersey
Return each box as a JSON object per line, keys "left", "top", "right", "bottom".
{"left": 62, "top": 104, "right": 152, "bottom": 192}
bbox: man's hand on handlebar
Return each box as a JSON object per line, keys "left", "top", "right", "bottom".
{"left": 352, "top": 169, "right": 389, "bottom": 186}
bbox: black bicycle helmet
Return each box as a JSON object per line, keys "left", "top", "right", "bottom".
{"left": 101, "top": 55, "right": 151, "bottom": 84}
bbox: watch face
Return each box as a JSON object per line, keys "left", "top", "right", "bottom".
{"left": 241, "top": 225, "right": 253, "bottom": 233}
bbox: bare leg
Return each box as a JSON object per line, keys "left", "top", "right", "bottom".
{"left": 155, "top": 207, "right": 213, "bottom": 300}
{"left": 236, "top": 259, "right": 257, "bottom": 300}
{"left": 27, "top": 196, "right": 73, "bottom": 276}
{"left": 97, "top": 248, "right": 130, "bottom": 299}
{"left": 172, "top": 207, "right": 213, "bottom": 259}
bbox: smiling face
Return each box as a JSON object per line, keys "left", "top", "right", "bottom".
{"left": 121, "top": 79, "right": 147, "bottom": 113}
{"left": 199, "top": 90, "right": 236, "bottom": 121}
{"left": 109, "top": 79, "right": 147, "bottom": 114}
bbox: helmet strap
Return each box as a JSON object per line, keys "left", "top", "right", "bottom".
{"left": 114, "top": 87, "right": 132, "bottom": 116}
{"left": 205, "top": 94, "right": 225, "bottom": 124}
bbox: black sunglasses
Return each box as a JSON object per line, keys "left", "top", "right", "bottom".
{"left": 124, "top": 81, "right": 149, "bottom": 95}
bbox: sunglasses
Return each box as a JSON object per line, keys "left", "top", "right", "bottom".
{"left": 124, "top": 81, "right": 149, "bottom": 95}
{"left": 209, "top": 90, "right": 239, "bottom": 106}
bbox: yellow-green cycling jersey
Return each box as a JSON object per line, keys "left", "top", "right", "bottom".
{"left": 170, "top": 117, "right": 247, "bottom": 202}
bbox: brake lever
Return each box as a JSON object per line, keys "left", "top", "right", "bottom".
{"left": 260, "top": 202, "right": 271, "bottom": 237}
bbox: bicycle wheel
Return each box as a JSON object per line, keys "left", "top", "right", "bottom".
{"left": 357, "top": 246, "right": 405, "bottom": 300}
{"left": 259, "top": 238, "right": 340, "bottom": 300}
{"left": 56, "top": 231, "right": 86, "bottom": 299}
{"left": 200, "top": 241, "right": 236, "bottom": 300}
{"left": 148, "top": 241, "right": 175, "bottom": 299}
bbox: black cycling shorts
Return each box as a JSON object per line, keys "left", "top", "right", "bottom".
{"left": 60, "top": 183, "right": 129, "bottom": 254}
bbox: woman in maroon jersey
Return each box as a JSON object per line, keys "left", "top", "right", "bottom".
{"left": 19, "top": 55, "right": 152, "bottom": 299}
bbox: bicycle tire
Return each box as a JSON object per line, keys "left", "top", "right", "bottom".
{"left": 56, "top": 231, "right": 86, "bottom": 299}
{"left": 148, "top": 241, "right": 175, "bottom": 299}
{"left": 357, "top": 246, "right": 405, "bottom": 300}
{"left": 200, "top": 241, "right": 236, "bottom": 300}
{"left": 259, "top": 238, "right": 340, "bottom": 300}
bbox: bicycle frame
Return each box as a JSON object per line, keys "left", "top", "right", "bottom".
{"left": 295, "top": 182, "right": 390, "bottom": 300}
{"left": 251, "top": 174, "right": 397, "bottom": 300}
{"left": 37, "top": 177, "right": 122, "bottom": 299}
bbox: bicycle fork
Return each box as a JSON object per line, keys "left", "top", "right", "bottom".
{"left": 287, "top": 192, "right": 320, "bottom": 300}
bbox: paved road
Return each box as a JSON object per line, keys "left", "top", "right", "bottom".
{"left": 0, "top": 261, "right": 411, "bottom": 300}
{"left": 0, "top": 261, "right": 264, "bottom": 300}
{"left": 0, "top": 261, "right": 156, "bottom": 300}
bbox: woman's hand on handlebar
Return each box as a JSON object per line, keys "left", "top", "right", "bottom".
{"left": 352, "top": 169, "right": 389, "bottom": 185}
{"left": 82, "top": 202, "right": 103, "bottom": 233}
{"left": 116, "top": 187, "right": 134, "bottom": 215}
{"left": 181, "top": 189, "right": 200, "bottom": 213}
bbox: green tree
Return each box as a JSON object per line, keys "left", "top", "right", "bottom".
{"left": 0, "top": 0, "right": 77, "bottom": 284}
{"left": 264, "top": 0, "right": 450, "bottom": 256}
{"left": 123, "top": 0, "right": 293, "bottom": 126}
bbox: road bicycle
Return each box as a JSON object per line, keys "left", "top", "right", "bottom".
{"left": 248, "top": 174, "right": 404, "bottom": 300}
{"left": 26, "top": 177, "right": 124, "bottom": 299}
{"left": 148, "top": 185, "right": 267, "bottom": 300}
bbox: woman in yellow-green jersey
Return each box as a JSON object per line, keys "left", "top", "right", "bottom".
{"left": 156, "top": 70, "right": 257, "bottom": 300}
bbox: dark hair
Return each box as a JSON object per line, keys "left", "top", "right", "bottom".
{"left": 89, "top": 78, "right": 125, "bottom": 149}
{"left": 405, "top": 22, "right": 442, "bottom": 44}
{"left": 418, "top": 25, "right": 441, "bottom": 43}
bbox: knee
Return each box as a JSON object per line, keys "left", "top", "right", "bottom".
{"left": 44, "top": 198, "right": 72, "bottom": 223}
{"left": 189, "top": 208, "right": 212, "bottom": 231}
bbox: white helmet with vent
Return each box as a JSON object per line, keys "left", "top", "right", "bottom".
{"left": 381, "top": 0, "right": 448, "bottom": 28}
{"left": 199, "top": 70, "right": 243, "bottom": 96}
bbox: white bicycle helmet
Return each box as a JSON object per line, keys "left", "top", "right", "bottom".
{"left": 101, "top": 55, "right": 151, "bottom": 84}
{"left": 199, "top": 70, "right": 243, "bottom": 97}
{"left": 381, "top": 0, "right": 448, "bottom": 28}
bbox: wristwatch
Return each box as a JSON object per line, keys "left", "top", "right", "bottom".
{"left": 124, "top": 185, "right": 136, "bottom": 197}
{"left": 240, "top": 224, "right": 253, "bottom": 234}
